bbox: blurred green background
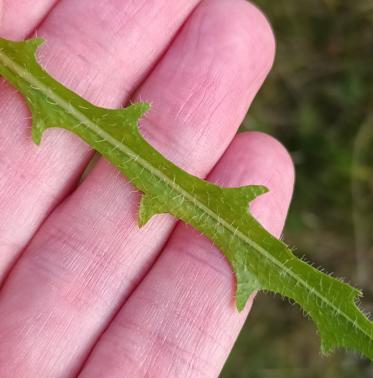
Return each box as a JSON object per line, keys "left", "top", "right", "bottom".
{"left": 222, "top": 1, "right": 373, "bottom": 377}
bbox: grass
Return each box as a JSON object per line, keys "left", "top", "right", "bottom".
{"left": 222, "top": 1, "right": 373, "bottom": 377}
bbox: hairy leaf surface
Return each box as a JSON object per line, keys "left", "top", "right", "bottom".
{"left": 0, "top": 37, "right": 372, "bottom": 360}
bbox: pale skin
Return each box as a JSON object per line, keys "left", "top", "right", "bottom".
{"left": 0, "top": 0, "right": 294, "bottom": 377}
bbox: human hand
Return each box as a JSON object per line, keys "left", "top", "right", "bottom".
{"left": 0, "top": 0, "right": 294, "bottom": 377}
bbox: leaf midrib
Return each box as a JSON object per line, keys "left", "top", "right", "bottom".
{"left": 0, "top": 48, "right": 370, "bottom": 345}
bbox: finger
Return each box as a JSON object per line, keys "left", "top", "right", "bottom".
{"left": 0, "top": 0, "right": 201, "bottom": 282}
{"left": 0, "top": 0, "right": 57, "bottom": 39}
{"left": 0, "top": 0, "right": 61, "bottom": 277}
{"left": 79, "top": 132, "right": 295, "bottom": 378}
{"left": 0, "top": 0, "right": 59, "bottom": 281}
{"left": 0, "top": 2, "right": 276, "bottom": 377}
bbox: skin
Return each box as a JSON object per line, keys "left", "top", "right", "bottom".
{"left": 0, "top": 0, "right": 294, "bottom": 377}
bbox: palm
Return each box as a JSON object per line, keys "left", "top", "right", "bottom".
{"left": 0, "top": 1, "right": 293, "bottom": 377}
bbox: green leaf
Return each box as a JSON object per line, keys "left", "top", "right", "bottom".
{"left": 0, "top": 37, "right": 372, "bottom": 360}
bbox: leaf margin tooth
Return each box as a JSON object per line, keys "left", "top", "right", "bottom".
{"left": 138, "top": 194, "right": 166, "bottom": 227}
{"left": 121, "top": 102, "right": 151, "bottom": 127}
{"left": 27, "top": 37, "right": 45, "bottom": 50}
{"left": 235, "top": 267, "right": 262, "bottom": 311}
{"left": 31, "top": 117, "right": 46, "bottom": 145}
{"left": 243, "top": 184, "right": 269, "bottom": 202}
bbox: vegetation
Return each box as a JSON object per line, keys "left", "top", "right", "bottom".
{"left": 3, "top": 32, "right": 373, "bottom": 363}
{"left": 223, "top": 0, "right": 373, "bottom": 376}
{"left": 1, "top": 1, "right": 372, "bottom": 375}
